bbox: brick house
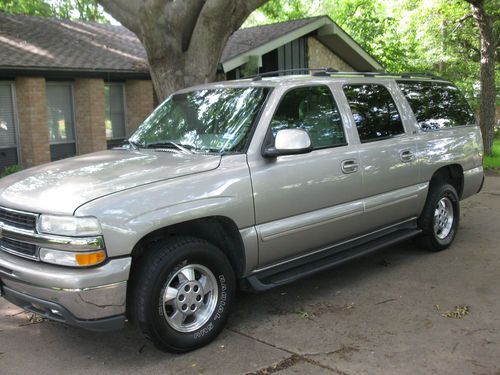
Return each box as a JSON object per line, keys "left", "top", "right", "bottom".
{"left": 0, "top": 13, "right": 383, "bottom": 170}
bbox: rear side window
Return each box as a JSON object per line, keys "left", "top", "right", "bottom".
{"left": 270, "top": 86, "right": 347, "bottom": 149}
{"left": 343, "top": 84, "right": 404, "bottom": 143}
{"left": 397, "top": 81, "right": 476, "bottom": 131}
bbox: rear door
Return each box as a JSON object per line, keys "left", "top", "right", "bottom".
{"left": 339, "top": 81, "right": 424, "bottom": 232}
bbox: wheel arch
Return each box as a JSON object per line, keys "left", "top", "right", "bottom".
{"left": 129, "top": 216, "right": 246, "bottom": 279}
{"left": 429, "top": 164, "right": 464, "bottom": 199}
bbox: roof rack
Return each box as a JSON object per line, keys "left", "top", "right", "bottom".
{"left": 248, "top": 68, "right": 444, "bottom": 81}
{"left": 250, "top": 68, "right": 337, "bottom": 81}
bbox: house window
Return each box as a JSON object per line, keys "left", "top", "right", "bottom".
{"left": 0, "top": 83, "right": 19, "bottom": 169}
{"left": 46, "top": 83, "right": 76, "bottom": 161}
{"left": 105, "top": 84, "right": 126, "bottom": 148}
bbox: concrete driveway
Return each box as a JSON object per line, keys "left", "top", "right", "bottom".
{"left": 1, "top": 177, "right": 499, "bottom": 375}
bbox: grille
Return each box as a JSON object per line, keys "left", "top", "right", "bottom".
{"left": 0, "top": 237, "right": 37, "bottom": 258}
{"left": 0, "top": 207, "right": 37, "bottom": 231}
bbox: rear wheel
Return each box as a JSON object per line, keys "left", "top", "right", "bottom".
{"left": 130, "top": 237, "right": 235, "bottom": 352}
{"left": 416, "top": 183, "right": 460, "bottom": 251}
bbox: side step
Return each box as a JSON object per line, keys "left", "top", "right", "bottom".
{"left": 244, "top": 228, "right": 421, "bottom": 292}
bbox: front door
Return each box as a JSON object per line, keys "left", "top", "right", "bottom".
{"left": 248, "top": 85, "right": 364, "bottom": 267}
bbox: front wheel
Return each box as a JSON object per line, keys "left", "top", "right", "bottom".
{"left": 416, "top": 183, "right": 460, "bottom": 251}
{"left": 130, "top": 237, "right": 235, "bottom": 353}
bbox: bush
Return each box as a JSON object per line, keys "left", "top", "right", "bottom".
{"left": 484, "top": 139, "right": 500, "bottom": 172}
{"left": 0, "top": 165, "right": 22, "bottom": 178}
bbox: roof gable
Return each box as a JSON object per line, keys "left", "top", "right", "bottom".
{"left": 221, "top": 16, "right": 323, "bottom": 62}
{"left": 222, "top": 16, "right": 382, "bottom": 72}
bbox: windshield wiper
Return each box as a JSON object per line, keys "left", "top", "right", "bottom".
{"left": 145, "top": 141, "right": 194, "bottom": 154}
{"left": 123, "top": 139, "right": 141, "bottom": 150}
{"left": 197, "top": 148, "right": 226, "bottom": 156}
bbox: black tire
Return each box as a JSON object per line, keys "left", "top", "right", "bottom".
{"left": 130, "top": 237, "right": 235, "bottom": 353}
{"left": 415, "top": 183, "right": 460, "bottom": 251}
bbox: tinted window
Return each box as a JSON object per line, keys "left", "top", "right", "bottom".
{"left": 397, "top": 81, "right": 476, "bottom": 131}
{"left": 270, "top": 86, "right": 346, "bottom": 149}
{"left": 343, "top": 84, "right": 404, "bottom": 143}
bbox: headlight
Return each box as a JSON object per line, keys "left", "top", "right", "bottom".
{"left": 39, "top": 248, "right": 107, "bottom": 267}
{"left": 38, "top": 215, "right": 102, "bottom": 236}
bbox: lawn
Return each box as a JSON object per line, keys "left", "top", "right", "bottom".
{"left": 484, "top": 138, "right": 500, "bottom": 171}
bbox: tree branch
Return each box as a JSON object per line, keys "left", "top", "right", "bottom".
{"left": 97, "top": 0, "right": 141, "bottom": 32}
{"left": 456, "top": 13, "right": 473, "bottom": 24}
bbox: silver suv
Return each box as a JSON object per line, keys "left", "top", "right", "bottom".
{"left": 0, "top": 71, "right": 484, "bottom": 352}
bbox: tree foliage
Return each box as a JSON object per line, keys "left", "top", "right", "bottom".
{"left": 252, "top": 0, "right": 498, "bottom": 105}
{"left": 252, "top": 0, "right": 498, "bottom": 154}
{"left": 0, "top": 0, "right": 107, "bottom": 22}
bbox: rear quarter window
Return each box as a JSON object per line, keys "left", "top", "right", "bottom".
{"left": 397, "top": 81, "right": 476, "bottom": 131}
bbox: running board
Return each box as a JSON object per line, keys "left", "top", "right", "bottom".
{"left": 243, "top": 228, "right": 421, "bottom": 292}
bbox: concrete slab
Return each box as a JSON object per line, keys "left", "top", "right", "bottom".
{"left": 0, "top": 304, "right": 289, "bottom": 375}
{"left": 230, "top": 177, "right": 500, "bottom": 374}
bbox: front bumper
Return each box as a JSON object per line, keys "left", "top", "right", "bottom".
{"left": 0, "top": 250, "right": 131, "bottom": 331}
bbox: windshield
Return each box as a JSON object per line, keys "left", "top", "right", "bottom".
{"left": 129, "top": 87, "right": 270, "bottom": 154}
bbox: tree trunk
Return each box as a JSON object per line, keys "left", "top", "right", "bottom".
{"left": 467, "top": 0, "right": 497, "bottom": 156}
{"left": 98, "top": 0, "right": 269, "bottom": 102}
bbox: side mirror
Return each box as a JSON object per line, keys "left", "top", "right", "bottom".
{"left": 263, "top": 128, "right": 313, "bottom": 158}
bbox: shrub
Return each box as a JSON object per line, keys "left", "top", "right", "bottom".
{"left": 0, "top": 165, "right": 23, "bottom": 178}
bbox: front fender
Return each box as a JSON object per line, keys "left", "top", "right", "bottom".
{"left": 75, "top": 155, "right": 255, "bottom": 257}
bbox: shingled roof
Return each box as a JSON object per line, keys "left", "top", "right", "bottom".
{"left": 0, "top": 13, "right": 381, "bottom": 75}
{"left": 221, "top": 16, "right": 323, "bottom": 62}
{"left": 0, "top": 13, "right": 148, "bottom": 73}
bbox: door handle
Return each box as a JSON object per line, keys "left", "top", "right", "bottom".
{"left": 341, "top": 159, "right": 359, "bottom": 174}
{"left": 399, "top": 150, "right": 415, "bottom": 162}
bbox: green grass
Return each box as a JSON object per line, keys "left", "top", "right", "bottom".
{"left": 484, "top": 138, "right": 500, "bottom": 171}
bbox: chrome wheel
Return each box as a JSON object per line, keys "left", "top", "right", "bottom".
{"left": 433, "top": 197, "right": 454, "bottom": 240}
{"left": 161, "top": 264, "right": 218, "bottom": 333}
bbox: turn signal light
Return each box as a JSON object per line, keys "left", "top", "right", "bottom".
{"left": 75, "top": 251, "right": 107, "bottom": 266}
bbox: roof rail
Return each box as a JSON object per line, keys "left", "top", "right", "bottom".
{"left": 318, "top": 71, "right": 444, "bottom": 80}
{"left": 246, "top": 68, "right": 444, "bottom": 81}
{"left": 250, "top": 67, "right": 338, "bottom": 81}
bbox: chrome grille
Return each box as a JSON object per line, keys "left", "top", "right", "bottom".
{"left": 0, "top": 237, "right": 37, "bottom": 258}
{"left": 0, "top": 207, "right": 37, "bottom": 231}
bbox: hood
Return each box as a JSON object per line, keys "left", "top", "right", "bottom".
{"left": 0, "top": 149, "right": 221, "bottom": 215}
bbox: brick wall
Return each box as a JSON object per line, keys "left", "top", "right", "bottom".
{"left": 125, "top": 80, "right": 154, "bottom": 135}
{"left": 307, "top": 37, "right": 355, "bottom": 72}
{"left": 74, "top": 78, "right": 106, "bottom": 154}
{"left": 15, "top": 77, "right": 50, "bottom": 167}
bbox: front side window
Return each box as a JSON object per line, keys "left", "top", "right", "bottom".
{"left": 397, "top": 81, "right": 476, "bottom": 131}
{"left": 105, "top": 84, "right": 126, "bottom": 148}
{"left": 46, "top": 83, "right": 76, "bottom": 160}
{"left": 129, "top": 87, "right": 269, "bottom": 153}
{"left": 343, "top": 84, "right": 404, "bottom": 143}
{"left": 269, "top": 86, "right": 346, "bottom": 149}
